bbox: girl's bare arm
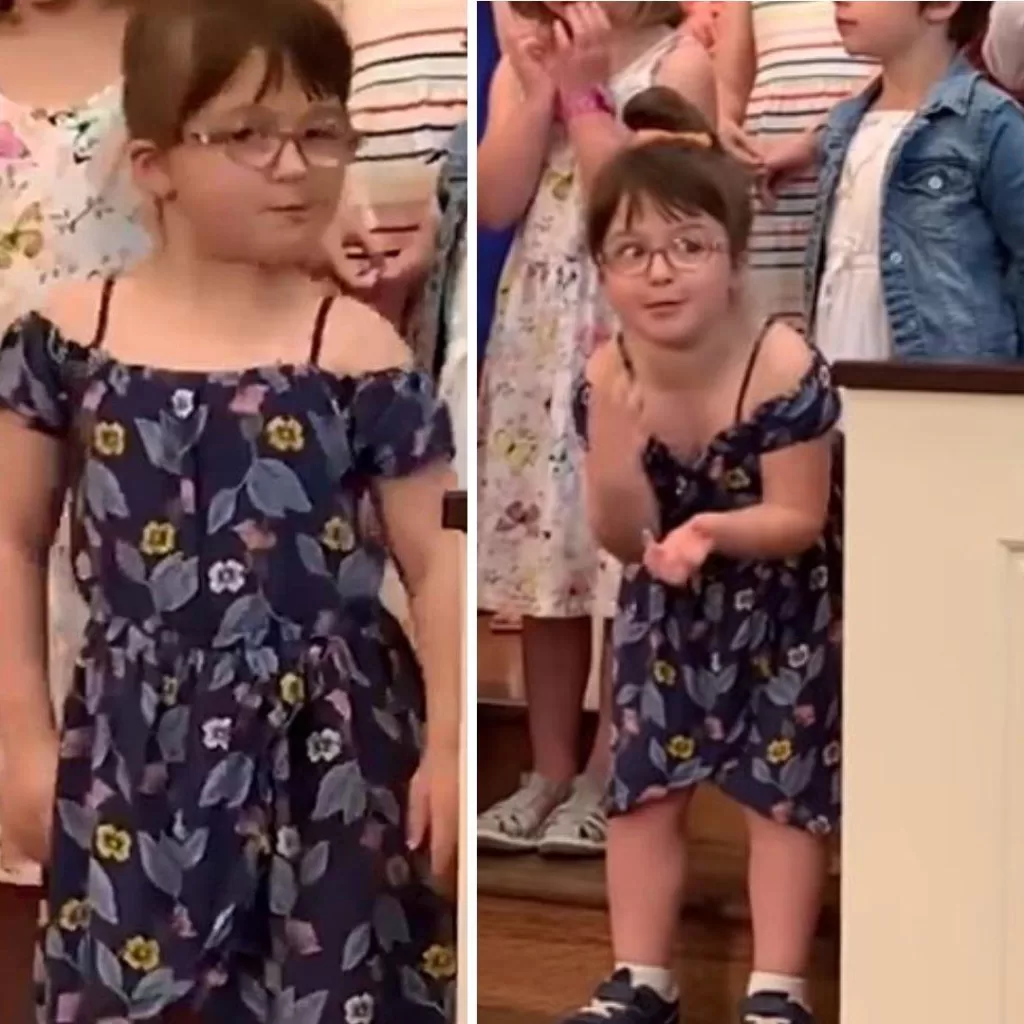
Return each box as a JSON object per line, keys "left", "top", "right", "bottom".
{"left": 713, "top": 1, "right": 756, "bottom": 124}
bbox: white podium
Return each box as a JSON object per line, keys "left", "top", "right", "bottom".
{"left": 836, "top": 361, "right": 1024, "bottom": 1024}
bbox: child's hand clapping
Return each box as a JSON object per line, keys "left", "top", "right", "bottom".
{"left": 643, "top": 517, "right": 715, "bottom": 587}
{"left": 506, "top": 21, "right": 557, "bottom": 101}
{"left": 550, "top": 1, "right": 613, "bottom": 94}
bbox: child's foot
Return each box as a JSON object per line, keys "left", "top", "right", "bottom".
{"left": 561, "top": 969, "right": 679, "bottom": 1024}
{"left": 537, "top": 774, "right": 607, "bottom": 857}
{"left": 740, "top": 991, "right": 815, "bottom": 1023}
{"left": 477, "top": 773, "right": 569, "bottom": 852}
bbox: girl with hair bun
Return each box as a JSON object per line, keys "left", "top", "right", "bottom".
{"left": 567, "top": 85, "right": 843, "bottom": 1024}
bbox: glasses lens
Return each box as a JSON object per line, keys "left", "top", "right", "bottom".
{"left": 300, "top": 126, "right": 357, "bottom": 167}
{"left": 226, "top": 128, "right": 281, "bottom": 169}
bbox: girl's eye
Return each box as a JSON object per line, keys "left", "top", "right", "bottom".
{"left": 671, "top": 236, "right": 707, "bottom": 256}
{"left": 612, "top": 242, "right": 645, "bottom": 261}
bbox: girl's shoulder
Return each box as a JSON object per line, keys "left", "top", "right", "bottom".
{"left": 743, "top": 320, "right": 820, "bottom": 411}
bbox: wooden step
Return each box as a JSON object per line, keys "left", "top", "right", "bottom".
{"left": 0, "top": 885, "right": 42, "bottom": 1023}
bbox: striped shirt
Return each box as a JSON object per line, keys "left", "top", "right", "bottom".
{"left": 343, "top": 1, "right": 468, "bottom": 256}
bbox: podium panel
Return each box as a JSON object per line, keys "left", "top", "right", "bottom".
{"left": 837, "top": 364, "right": 1024, "bottom": 1024}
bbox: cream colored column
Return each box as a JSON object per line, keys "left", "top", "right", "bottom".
{"left": 841, "top": 386, "right": 1024, "bottom": 1024}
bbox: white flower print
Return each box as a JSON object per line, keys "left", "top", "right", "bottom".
{"left": 787, "top": 645, "right": 810, "bottom": 670}
{"left": 734, "top": 589, "right": 755, "bottom": 611}
{"left": 344, "top": 993, "right": 374, "bottom": 1024}
{"left": 171, "top": 388, "right": 195, "bottom": 419}
{"left": 307, "top": 728, "right": 343, "bottom": 764}
{"left": 202, "top": 717, "right": 232, "bottom": 751}
{"left": 276, "top": 826, "right": 301, "bottom": 860}
{"left": 208, "top": 560, "right": 246, "bottom": 595}
{"left": 809, "top": 565, "right": 829, "bottom": 591}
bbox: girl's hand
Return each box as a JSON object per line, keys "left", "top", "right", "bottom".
{"left": 0, "top": 734, "right": 58, "bottom": 866}
{"left": 506, "top": 22, "right": 558, "bottom": 102}
{"left": 588, "top": 341, "right": 649, "bottom": 462}
{"left": 718, "top": 117, "right": 763, "bottom": 169}
{"left": 407, "top": 746, "right": 459, "bottom": 897}
{"left": 683, "top": 2, "right": 718, "bottom": 50}
{"left": 643, "top": 516, "right": 715, "bottom": 587}
{"left": 552, "top": 2, "right": 613, "bottom": 95}
{"left": 758, "top": 129, "right": 818, "bottom": 205}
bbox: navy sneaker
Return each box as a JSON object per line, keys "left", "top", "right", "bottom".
{"left": 561, "top": 969, "right": 679, "bottom": 1024}
{"left": 740, "top": 991, "right": 815, "bottom": 1023}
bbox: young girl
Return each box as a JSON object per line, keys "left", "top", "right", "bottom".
{"left": 570, "top": 88, "right": 842, "bottom": 1024}
{"left": 0, "top": 1, "right": 459, "bottom": 1020}
{"left": 809, "top": 2, "right": 1024, "bottom": 363}
{"left": 477, "top": 0, "right": 716, "bottom": 858}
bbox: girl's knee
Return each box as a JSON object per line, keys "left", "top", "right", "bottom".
{"left": 611, "top": 787, "right": 695, "bottom": 839}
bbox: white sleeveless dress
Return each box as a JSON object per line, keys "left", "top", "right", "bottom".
{"left": 478, "top": 32, "right": 690, "bottom": 620}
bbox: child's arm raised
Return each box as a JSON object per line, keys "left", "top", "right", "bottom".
{"left": 0, "top": 312, "right": 75, "bottom": 865}
{"left": 556, "top": 7, "right": 718, "bottom": 193}
{"left": 478, "top": 35, "right": 558, "bottom": 229}
{"left": 319, "top": 299, "right": 460, "bottom": 892}
{"left": 579, "top": 341, "right": 660, "bottom": 565}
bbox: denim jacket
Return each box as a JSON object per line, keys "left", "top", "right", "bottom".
{"left": 806, "top": 56, "right": 1024, "bottom": 361}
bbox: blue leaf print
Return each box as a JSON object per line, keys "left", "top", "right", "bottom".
{"left": 807, "top": 645, "right": 825, "bottom": 680}
{"left": 140, "top": 683, "right": 159, "bottom": 727}
{"left": 245, "top": 646, "right": 279, "bottom": 681}
{"left": 752, "top": 758, "right": 773, "bottom": 786}
{"left": 336, "top": 548, "right": 382, "bottom": 600}
{"left": 270, "top": 856, "right": 299, "bottom": 916}
{"left": 115, "top": 540, "right": 148, "bottom": 585}
{"left": 813, "top": 594, "right": 830, "bottom": 632}
{"left": 44, "top": 926, "right": 64, "bottom": 961}
{"left": 297, "top": 535, "right": 329, "bottom": 577}
{"left": 135, "top": 417, "right": 182, "bottom": 474}
{"left": 89, "top": 860, "right": 119, "bottom": 924}
{"left": 401, "top": 965, "right": 436, "bottom": 1007}
{"left": 372, "top": 707, "right": 402, "bottom": 742}
{"left": 309, "top": 410, "right": 352, "bottom": 476}
{"left": 150, "top": 555, "right": 199, "bottom": 613}
{"left": 84, "top": 461, "right": 129, "bottom": 521}
{"left": 640, "top": 682, "right": 666, "bottom": 728}
{"left": 766, "top": 669, "right": 804, "bottom": 708}
{"left": 370, "top": 785, "right": 402, "bottom": 826}
{"left": 686, "top": 671, "right": 718, "bottom": 712}
{"left": 138, "top": 832, "right": 183, "bottom": 898}
{"left": 131, "top": 967, "right": 176, "bottom": 1016}
{"left": 780, "top": 753, "right": 815, "bottom": 799}
{"left": 180, "top": 827, "right": 209, "bottom": 870}
{"left": 214, "top": 594, "right": 270, "bottom": 648}
{"left": 341, "top": 922, "right": 372, "bottom": 971}
{"left": 92, "top": 715, "right": 112, "bottom": 769}
{"left": 240, "top": 975, "right": 270, "bottom": 1020}
{"left": 205, "top": 905, "right": 235, "bottom": 951}
{"left": 670, "top": 758, "right": 711, "bottom": 787}
{"left": 157, "top": 706, "right": 189, "bottom": 763}
{"left": 373, "top": 893, "right": 411, "bottom": 951}
{"left": 246, "top": 459, "right": 313, "bottom": 517}
{"left": 292, "top": 991, "right": 329, "bottom": 1024}
{"left": 311, "top": 761, "right": 367, "bottom": 823}
{"left": 615, "top": 684, "right": 640, "bottom": 708}
{"left": 199, "top": 752, "right": 255, "bottom": 809}
{"left": 207, "top": 487, "right": 238, "bottom": 534}
{"left": 299, "top": 841, "right": 329, "bottom": 887}
{"left": 57, "top": 799, "right": 96, "bottom": 850}
{"left": 211, "top": 655, "right": 236, "bottom": 691}
{"left": 95, "top": 939, "right": 125, "bottom": 995}
{"left": 648, "top": 739, "right": 668, "bottom": 774}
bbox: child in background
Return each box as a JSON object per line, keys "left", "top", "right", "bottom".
{"left": 477, "top": 0, "right": 716, "bottom": 859}
{"left": 571, "top": 88, "right": 842, "bottom": 1024}
{"left": 809, "top": 1, "right": 1024, "bottom": 363}
{"left": 0, "top": 0, "right": 459, "bottom": 1019}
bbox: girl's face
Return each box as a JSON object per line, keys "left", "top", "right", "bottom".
{"left": 599, "top": 195, "right": 738, "bottom": 348}
{"left": 133, "top": 51, "right": 352, "bottom": 266}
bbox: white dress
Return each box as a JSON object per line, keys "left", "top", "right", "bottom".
{"left": 814, "top": 111, "right": 914, "bottom": 363}
{"left": 0, "top": 84, "right": 148, "bottom": 881}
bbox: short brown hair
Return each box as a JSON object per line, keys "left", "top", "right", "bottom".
{"left": 122, "top": 0, "right": 353, "bottom": 147}
{"left": 509, "top": 2, "right": 683, "bottom": 29}
{"left": 587, "top": 87, "right": 753, "bottom": 262}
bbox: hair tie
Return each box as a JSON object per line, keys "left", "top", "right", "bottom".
{"left": 630, "top": 129, "right": 713, "bottom": 149}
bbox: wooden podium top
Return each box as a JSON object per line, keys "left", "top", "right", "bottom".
{"left": 443, "top": 490, "right": 467, "bottom": 532}
{"left": 834, "top": 360, "right": 1024, "bottom": 395}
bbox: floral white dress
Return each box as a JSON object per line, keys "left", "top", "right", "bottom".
{"left": 0, "top": 83, "right": 149, "bottom": 879}
{"left": 477, "top": 33, "right": 686, "bottom": 620}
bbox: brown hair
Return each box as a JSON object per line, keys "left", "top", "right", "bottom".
{"left": 936, "top": 1, "right": 992, "bottom": 47}
{"left": 122, "top": 0, "right": 353, "bottom": 147}
{"left": 509, "top": 2, "right": 683, "bottom": 30}
{"left": 587, "top": 87, "right": 752, "bottom": 262}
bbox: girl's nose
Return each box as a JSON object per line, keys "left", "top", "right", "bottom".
{"left": 272, "top": 138, "right": 308, "bottom": 178}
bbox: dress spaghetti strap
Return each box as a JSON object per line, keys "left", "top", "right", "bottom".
{"left": 308, "top": 296, "right": 335, "bottom": 367}
{"left": 734, "top": 319, "right": 775, "bottom": 423}
{"left": 90, "top": 277, "right": 117, "bottom": 349}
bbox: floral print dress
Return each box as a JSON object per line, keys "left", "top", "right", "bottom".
{"left": 0, "top": 297, "right": 456, "bottom": 1023}
{"left": 575, "top": 339, "right": 844, "bottom": 833}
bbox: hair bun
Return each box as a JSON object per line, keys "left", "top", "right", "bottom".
{"left": 622, "top": 86, "right": 720, "bottom": 149}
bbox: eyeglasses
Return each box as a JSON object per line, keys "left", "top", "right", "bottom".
{"left": 600, "top": 234, "right": 727, "bottom": 277}
{"left": 185, "top": 119, "right": 361, "bottom": 171}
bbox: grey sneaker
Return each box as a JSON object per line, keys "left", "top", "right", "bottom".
{"left": 537, "top": 774, "right": 607, "bottom": 857}
{"left": 740, "top": 992, "right": 815, "bottom": 1024}
{"left": 561, "top": 970, "right": 679, "bottom": 1024}
{"left": 477, "top": 773, "right": 569, "bottom": 852}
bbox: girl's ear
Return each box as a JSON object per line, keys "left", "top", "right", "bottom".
{"left": 126, "top": 139, "right": 177, "bottom": 202}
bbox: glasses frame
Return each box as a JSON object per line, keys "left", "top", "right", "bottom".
{"left": 599, "top": 238, "right": 728, "bottom": 278}
{"left": 184, "top": 123, "right": 361, "bottom": 171}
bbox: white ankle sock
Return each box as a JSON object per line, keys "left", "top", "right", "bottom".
{"left": 616, "top": 963, "right": 678, "bottom": 1001}
{"left": 747, "top": 972, "right": 809, "bottom": 1010}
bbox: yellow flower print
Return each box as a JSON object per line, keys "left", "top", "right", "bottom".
{"left": 724, "top": 468, "right": 751, "bottom": 491}
{"left": 321, "top": 516, "right": 355, "bottom": 553}
{"left": 652, "top": 661, "right": 677, "bottom": 687}
{"left": 93, "top": 422, "right": 126, "bottom": 457}
{"left": 121, "top": 936, "right": 161, "bottom": 973}
{"left": 666, "top": 735, "right": 695, "bottom": 761}
{"left": 160, "top": 676, "right": 180, "bottom": 707}
{"left": 140, "top": 521, "right": 176, "bottom": 557}
{"left": 491, "top": 427, "right": 539, "bottom": 473}
{"left": 95, "top": 824, "right": 132, "bottom": 863}
{"left": 767, "top": 739, "right": 793, "bottom": 766}
{"left": 57, "top": 899, "right": 89, "bottom": 932}
{"left": 266, "top": 416, "right": 305, "bottom": 453}
{"left": 279, "top": 672, "right": 305, "bottom": 706}
{"left": 421, "top": 943, "right": 457, "bottom": 980}
{"left": 753, "top": 655, "right": 773, "bottom": 679}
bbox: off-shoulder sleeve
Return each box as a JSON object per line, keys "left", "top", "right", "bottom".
{"left": 0, "top": 314, "right": 73, "bottom": 436}
{"left": 350, "top": 368, "right": 454, "bottom": 477}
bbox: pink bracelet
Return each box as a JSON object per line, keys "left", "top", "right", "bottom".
{"left": 557, "top": 86, "right": 615, "bottom": 124}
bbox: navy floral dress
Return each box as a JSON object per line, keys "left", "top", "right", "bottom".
{"left": 0, "top": 300, "right": 456, "bottom": 1024}
{"left": 576, "top": 340, "right": 844, "bottom": 835}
